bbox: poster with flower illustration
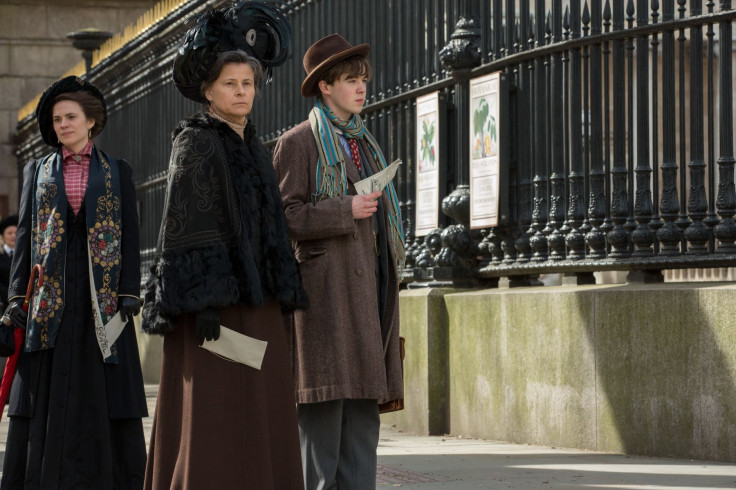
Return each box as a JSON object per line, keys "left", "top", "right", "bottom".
{"left": 415, "top": 92, "right": 441, "bottom": 236}
{"left": 469, "top": 72, "right": 501, "bottom": 229}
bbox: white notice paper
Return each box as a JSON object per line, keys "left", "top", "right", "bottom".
{"left": 200, "top": 326, "right": 268, "bottom": 370}
{"left": 354, "top": 159, "right": 402, "bottom": 195}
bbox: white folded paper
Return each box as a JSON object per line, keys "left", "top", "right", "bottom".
{"left": 200, "top": 326, "right": 268, "bottom": 370}
{"left": 354, "top": 159, "right": 402, "bottom": 195}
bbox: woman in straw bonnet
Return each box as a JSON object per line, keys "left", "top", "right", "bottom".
{"left": 141, "top": 2, "right": 307, "bottom": 488}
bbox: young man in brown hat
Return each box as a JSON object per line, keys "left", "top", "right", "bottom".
{"left": 273, "top": 33, "right": 405, "bottom": 489}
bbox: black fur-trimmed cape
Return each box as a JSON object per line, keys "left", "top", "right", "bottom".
{"left": 142, "top": 113, "right": 308, "bottom": 334}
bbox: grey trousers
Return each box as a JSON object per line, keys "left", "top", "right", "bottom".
{"left": 297, "top": 399, "right": 380, "bottom": 490}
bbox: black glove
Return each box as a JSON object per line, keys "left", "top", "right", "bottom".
{"left": 119, "top": 297, "right": 142, "bottom": 323}
{"left": 2, "top": 299, "right": 27, "bottom": 330}
{"left": 195, "top": 307, "right": 220, "bottom": 342}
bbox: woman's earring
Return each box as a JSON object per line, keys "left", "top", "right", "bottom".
{"left": 88, "top": 129, "right": 92, "bottom": 139}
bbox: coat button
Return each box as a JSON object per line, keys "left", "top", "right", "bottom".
{"left": 353, "top": 232, "right": 359, "bottom": 239}
{"left": 356, "top": 268, "right": 364, "bottom": 277}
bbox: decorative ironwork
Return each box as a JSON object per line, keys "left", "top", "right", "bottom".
{"left": 433, "top": 185, "right": 483, "bottom": 286}
{"left": 439, "top": 17, "right": 482, "bottom": 75}
{"left": 657, "top": 0, "right": 681, "bottom": 255}
{"left": 586, "top": 0, "right": 607, "bottom": 259}
{"left": 685, "top": 0, "right": 710, "bottom": 254}
{"left": 631, "top": 0, "right": 655, "bottom": 257}
{"left": 10, "top": 0, "right": 736, "bottom": 288}
{"left": 714, "top": 0, "right": 736, "bottom": 251}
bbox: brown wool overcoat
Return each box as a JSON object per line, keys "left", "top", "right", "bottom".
{"left": 273, "top": 120, "right": 403, "bottom": 405}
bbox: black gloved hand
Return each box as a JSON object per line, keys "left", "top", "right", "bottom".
{"left": 2, "top": 299, "right": 27, "bottom": 330}
{"left": 119, "top": 297, "right": 142, "bottom": 323}
{"left": 195, "top": 307, "right": 220, "bottom": 342}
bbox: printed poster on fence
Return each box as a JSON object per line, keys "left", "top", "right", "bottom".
{"left": 469, "top": 72, "right": 501, "bottom": 229}
{"left": 415, "top": 91, "right": 441, "bottom": 236}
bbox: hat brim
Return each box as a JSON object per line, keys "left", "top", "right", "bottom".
{"left": 300, "top": 43, "right": 370, "bottom": 97}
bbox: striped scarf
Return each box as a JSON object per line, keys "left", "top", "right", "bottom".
{"left": 309, "top": 99, "right": 405, "bottom": 270}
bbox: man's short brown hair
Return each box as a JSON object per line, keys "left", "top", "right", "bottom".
{"left": 319, "top": 56, "right": 372, "bottom": 90}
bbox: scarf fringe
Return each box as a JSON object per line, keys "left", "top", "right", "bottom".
{"left": 309, "top": 100, "right": 406, "bottom": 270}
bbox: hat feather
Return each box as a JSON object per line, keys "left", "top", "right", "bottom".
{"left": 173, "top": 0, "right": 292, "bottom": 102}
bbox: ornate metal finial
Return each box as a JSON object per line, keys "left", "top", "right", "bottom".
{"left": 603, "top": 0, "right": 612, "bottom": 30}
{"left": 439, "top": 16, "right": 482, "bottom": 78}
{"left": 432, "top": 185, "right": 484, "bottom": 287}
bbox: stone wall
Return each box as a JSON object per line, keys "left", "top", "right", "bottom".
{"left": 0, "top": 0, "right": 156, "bottom": 216}
{"left": 384, "top": 284, "right": 736, "bottom": 462}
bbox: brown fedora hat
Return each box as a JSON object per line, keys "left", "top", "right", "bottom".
{"left": 301, "top": 33, "right": 370, "bottom": 97}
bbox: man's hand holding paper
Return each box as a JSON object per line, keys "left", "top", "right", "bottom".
{"left": 352, "top": 191, "right": 381, "bottom": 219}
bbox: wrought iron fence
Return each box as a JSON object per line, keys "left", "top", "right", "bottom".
{"left": 13, "top": 0, "right": 736, "bottom": 288}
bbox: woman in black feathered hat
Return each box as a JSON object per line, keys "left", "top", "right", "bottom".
{"left": 141, "top": 2, "right": 308, "bottom": 489}
{"left": 0, "top": 76, "right": 148, "bottom": 489}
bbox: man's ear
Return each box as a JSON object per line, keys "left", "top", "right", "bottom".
{"left": 318, "top": 80, "right": 331, "bottom": 97}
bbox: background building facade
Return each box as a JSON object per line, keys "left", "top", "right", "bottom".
{"left": 0, "top": 0, "right": 156, "bottom": 217}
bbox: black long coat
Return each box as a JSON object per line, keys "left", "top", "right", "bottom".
{"left": 0, "top": 152, "right": 148, "bottom": 490}
{"left": 0, "top": 250, "right": 11, "bottom": 381}
{"left": 0, "top": 250, "right": 11, "bottom": 307}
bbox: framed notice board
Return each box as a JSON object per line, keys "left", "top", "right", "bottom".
{"left": 468, "top": 71, "right": 509, "bottom": 229}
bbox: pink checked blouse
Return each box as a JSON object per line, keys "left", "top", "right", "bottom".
{"left": 61, "top": 140, "right": 92, "bottom": 215}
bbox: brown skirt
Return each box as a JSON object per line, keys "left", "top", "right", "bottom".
{"left": 144, "top": 302, "right": 304, "bottom": 490}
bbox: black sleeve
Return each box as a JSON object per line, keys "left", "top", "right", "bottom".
{"left": 8, "top": 160, "right": 38, "bottom": 302}
{"left": 117, "top": 159, "right": 141, "bottom": 298}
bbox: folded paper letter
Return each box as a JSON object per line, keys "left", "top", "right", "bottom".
{"left": 200, "top": 326, "right": 268, "bottom": 370}
{"left": 354, "top": 159, "right": 402, "bottom": 195}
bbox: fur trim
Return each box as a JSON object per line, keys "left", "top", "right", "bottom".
{"left": 143, "top": 113, "right": 307, "bottom": 335}
{"left": 141, "top": 243, "right": 240, "bottom": 334}
{"left": 215, "top": 116, "right": 309, "bottom": 312}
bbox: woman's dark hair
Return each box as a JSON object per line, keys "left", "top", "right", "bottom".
{"left": 200, "top": 50, "right": 264, "bottom": 100}
{"left": 52, "top": 91, "right": 106, "bottom": 139}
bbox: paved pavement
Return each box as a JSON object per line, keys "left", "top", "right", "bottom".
{"left": 3, "top": 384, "right": 736, "bottom": 489}
{"left": 375, "top": 428, "right": 736, "bottom": 489}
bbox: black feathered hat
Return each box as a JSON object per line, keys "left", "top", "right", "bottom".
{"left": 35, "top": 76, "right": 106, "bottom": 147}
{"left": 173, "top": 0, "right": 292, "bottom": 104}
{"left": 0, "top": 215, "right": 18, "bottom": 235}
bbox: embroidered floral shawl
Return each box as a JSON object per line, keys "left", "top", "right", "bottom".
{"left": 28, "top": 147, "right": 123, "bottom": 363}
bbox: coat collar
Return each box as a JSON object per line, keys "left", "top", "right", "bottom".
{"left": 172, "top": 112, "right": 257, "bottom": 144}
